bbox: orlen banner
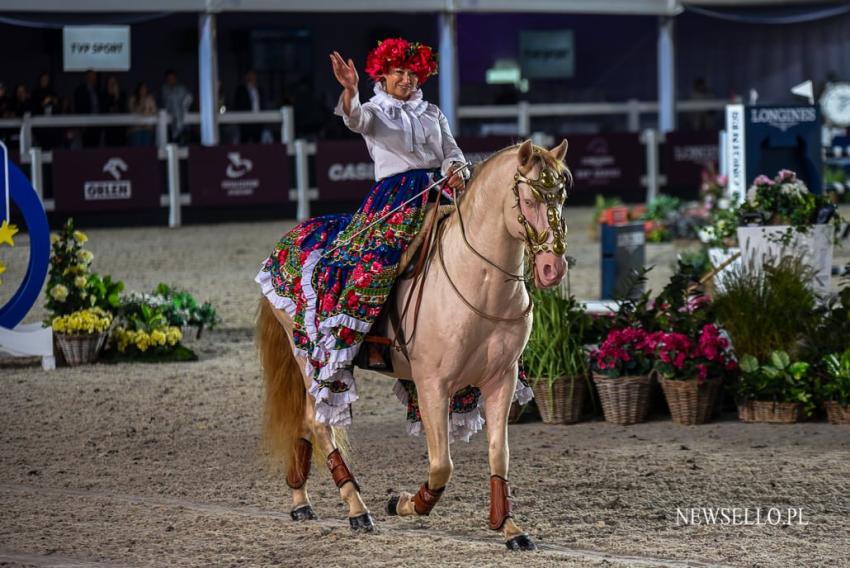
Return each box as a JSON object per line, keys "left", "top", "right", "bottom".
{"left": 315, "top": 136, "right": 514, "bottom": 201}
{"left": 663, "top": 130, "right": 719, "bottom": 198}
{"left": 52, "top": 148, "right": 161, "bottom": 212}
{"left": 187, "top": 144, "right": 290, "bottom": 207}
{"left": 564, "top": 133, "right": 644, "bottom": 203}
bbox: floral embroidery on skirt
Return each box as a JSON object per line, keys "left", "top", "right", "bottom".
{"left": 256, "top": 168, "right": 533, "bottom": 439}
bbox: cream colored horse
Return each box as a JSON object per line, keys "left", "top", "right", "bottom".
{"left": 257, "top": 139, "right": 569, "bottom": 550}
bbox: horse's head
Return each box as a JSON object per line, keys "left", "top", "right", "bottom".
{"left": 506, "top": 139, "right": 571, "bottom": 289}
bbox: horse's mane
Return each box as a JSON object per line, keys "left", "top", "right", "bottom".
{"left": 467, "top": 142, "right": 574, "bottom": 191}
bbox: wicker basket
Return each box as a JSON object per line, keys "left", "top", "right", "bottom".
{"left": 824, "top": 401, "right": 850, "bottom": 425}
{"left": 55, "top": 332, "right": 108, "bottom": 366}
{"left": 737, "top": 400, "right": 802, "bottom": 424}
{"left": 593, "top": 374, "right": 652, "bottom": 425}
{"left": 659, "top": 377, "right": 721, "bottom": 425}
{"left": 531, "top": 377, "right": 587, "bottom": 424}
{"left": 180, "top": 325, "right": 198, "bottom": 345}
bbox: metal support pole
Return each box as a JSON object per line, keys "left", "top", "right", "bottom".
{"left": 518, "top": 101, "right": 530, "bottom": 137}
{"left": 280, "top": 106, "right": 295, "bottom": 145}
{"left": 627, "top": 99, "right": 641, "bottom": 133}
{"left": 156, "top": 109, "right": 169, "bottom": 149}
{"left": 438, "top": 12, "right": 459, "bottom": 133}
{"left": 657, "top": 16, "right": 676, "bottom": 133}
{"left": 19, "top": 113, "right": 32, "bottom": 155}
{"left": 166, "top": 143, "right": 181, "bottom": 228}
{"left": 28, "top": 147, "right": 43, "bottom": 201}
{"left": 642, "top": 129, "right": 660, "bottom": 203}
{"left": 198, "top": 13, "right": 219, "bottom": 146}
{"left": 295, "top": 139, "right": 310, "bottom": 221}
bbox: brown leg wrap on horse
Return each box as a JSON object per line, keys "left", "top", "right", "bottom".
{"left": 326, "top": 449, "right": 360, "bottom": 492}
{"left": 489, "top": 475, "right": 513, "bottom": 530}
{"left": 413, "top": 482, "right": 445, "bottom": 516}
{"left": 286, "top": 438, "right": 313, "bottom": 489}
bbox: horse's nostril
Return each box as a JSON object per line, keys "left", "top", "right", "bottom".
{"left": 543, "top": 264, "right": 554, "bottom": 279}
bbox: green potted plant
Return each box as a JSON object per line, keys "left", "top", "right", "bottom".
{"left": 154, "top": 283, "right": 220, "bottom": 341}
{"left": 737, "top": 351, "right": 815, "bottom": 423}
{"left": 821, "top": 349, "right": 850, "bottom": 424}
{"left": 523, "top": 286, "right": 592, "bottom": 424}
{"left": 713, "top": 256, "right": 820, "bottom": 422}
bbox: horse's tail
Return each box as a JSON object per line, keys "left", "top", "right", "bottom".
{"left": 256, "top": 298, "right": 307, "bottom": 473}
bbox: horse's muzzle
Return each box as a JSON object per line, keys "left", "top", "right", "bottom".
{"left": 534, "top": 252, "right": 567, "bottom": 289}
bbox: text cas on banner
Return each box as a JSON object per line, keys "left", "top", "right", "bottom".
{"left": 187, "top": 144, "right": 290, "bottom": 207}
{"left": 52, "top": 148, "right": 161, "bottom": 213}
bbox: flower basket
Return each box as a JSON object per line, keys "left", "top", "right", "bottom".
{"left": 737, "top": 400, "right": 802, "bottom": 424}
{"left": 593, "top": 374, "right": 652, "bottom": 425}
{"left": 180, "top": 325, "right": 199, "bottom": 345}
{"left": 55, "top": 332, "right": 108, "bottom": 366}
{"left": 824, "top": 401, "right": 850, "bottom": 425}
{"left": 659, "top": 376, "right": 721, "bottom": 425}
{"left": 531, "top": 376, "right": 587, "bottom": 424}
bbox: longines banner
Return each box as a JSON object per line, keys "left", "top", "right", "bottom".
{"left": 565, "top": 133, "right": 644, "bottom": 202}
{"left": 663, "top": 131, "right": 719, "bottom": 195}
{"left": 187, "top": 145, "right": 290, "bottom": 207}
{"left": 315, "top": 137, "right": 514, "bottom": 201}
{"left": 52, "top": 148, "right": 161, "bottom": 212}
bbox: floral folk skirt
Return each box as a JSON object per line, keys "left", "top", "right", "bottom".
{"left": 256, "top": 168, "right": 532, "bottom": 442}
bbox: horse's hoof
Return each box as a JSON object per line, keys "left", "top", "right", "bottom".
{"left": 349, "top": 512, "right": 376, "bottom": 532}
{"left": 290, "top": 505, "right": 318, "bottom": 521}
{"left": 385, "top": 495, "right": 400, "bottom": 516}
{"left": 505, "top": 534, "right": 537, "bottom": 551}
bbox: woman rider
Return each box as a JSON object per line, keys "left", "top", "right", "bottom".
{"left": 256, "top": 38, "right": 469, "bottom": 430}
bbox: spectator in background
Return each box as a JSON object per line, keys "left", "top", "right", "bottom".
{"left": 31, "top": 72, "right": 61, "bottom": 149}
{"left": 689, "top": 77, "right": 717, "bottom": 131}
{"left": 160, "top": 69, "right": 192, "bottom": 144}
{"left": 233, "top": 69, "right": 263, "bottom": 143}
{"left": 104, "top": 75, "right": 127, "bottom": 146}
{"left": 32, "top": 72, "right": 59, "bottom": 115}
{"left": 0, "top": 83, "right": 12, "bottom": 118}
{"left": 13, "top": 83, "right": 33, "bottom": 117}
{"left": 74, "top": 70, "right": 103, "bottom": 147}
{"left": 128, "top": 81, "right": 157, "bottom": 147}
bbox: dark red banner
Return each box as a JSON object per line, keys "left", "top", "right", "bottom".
{"left": 187, "top": 144, "right": 290, "bottom": 207}
{"left": 314, "top": 140, "right": 373, "bottom": 201}
{"left": 662, "top": 130, "right": 719, "bottom": 197}
{"left": 562, "top": 133, "right": 645, "bottom": 202}
{"left": 52, "top": 148, "right": 162, "bottom": 213}
{"left": 315, "top": 137, "right": 516, "bottom": 201}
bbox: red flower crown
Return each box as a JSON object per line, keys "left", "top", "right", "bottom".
{"left": 364, "top": 38, "right": 438, "bottom": 86}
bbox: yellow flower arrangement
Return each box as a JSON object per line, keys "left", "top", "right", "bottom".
{"left": 77, "top": 250, "right": 94, "bottom": 264}
{"left": 112, "top": 326, "right": 182, "bottom": 353}
{"left": 73, "top": 230, "right": 88, "bottom": 244}
{"left": 0, "top": 220, "right": 17, "bottom": 286}
{"left": 51, "top": 308, "right": 112, "bottom": 335}
{"left": 74, "top": 275, "right": 88, "bottom": 289}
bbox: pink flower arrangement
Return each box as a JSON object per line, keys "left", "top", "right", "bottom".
{"left": 592, "top": 327, "right": 656, "bottom": 378}
{"left": 652, "top": 324, "right": 737, "bottom": 384}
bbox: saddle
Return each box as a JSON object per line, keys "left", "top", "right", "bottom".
{"left": 353, "top": 201, "right": 454, "bottom": 372}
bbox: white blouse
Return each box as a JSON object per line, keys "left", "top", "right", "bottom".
{"left": 334, "top": 83, "right": 466, "bottom": 181}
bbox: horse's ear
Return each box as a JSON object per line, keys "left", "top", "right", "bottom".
{"left": 517, "top": 139, "right": 534, "bottom": 170}
{"left": 550, "top": 139, "right": 568, "bottom": 162}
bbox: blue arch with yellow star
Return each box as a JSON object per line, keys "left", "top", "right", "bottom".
{"left": 0, "top": 143, "right": 50, "bottom": 329}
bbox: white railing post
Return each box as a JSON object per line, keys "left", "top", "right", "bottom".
{"left": 156, "top": 109, "right": 169, "bottom": 149}
{"left": 19, "top": 112, "right": 32, "bottom": 155}
{"left": 280, "top": 106, "right": 295, "bottom": 145}
{"left": 518, "top": 101, "right": 530, "bottom": 138}
{"left": 28, "top": 147, "right": 43, "bottom": 201}
{"left": 166, "top": 143, "right": 181, "bottom": 228}
{"left": 641, "top": 128, "right": 660, "bottom": 203}
{"left": 295, "top": 139, "right": 310, "bottom": 221}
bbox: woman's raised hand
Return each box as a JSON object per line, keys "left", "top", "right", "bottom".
{"left": 330, "top": 51, "right": 359, "bottom": 93}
